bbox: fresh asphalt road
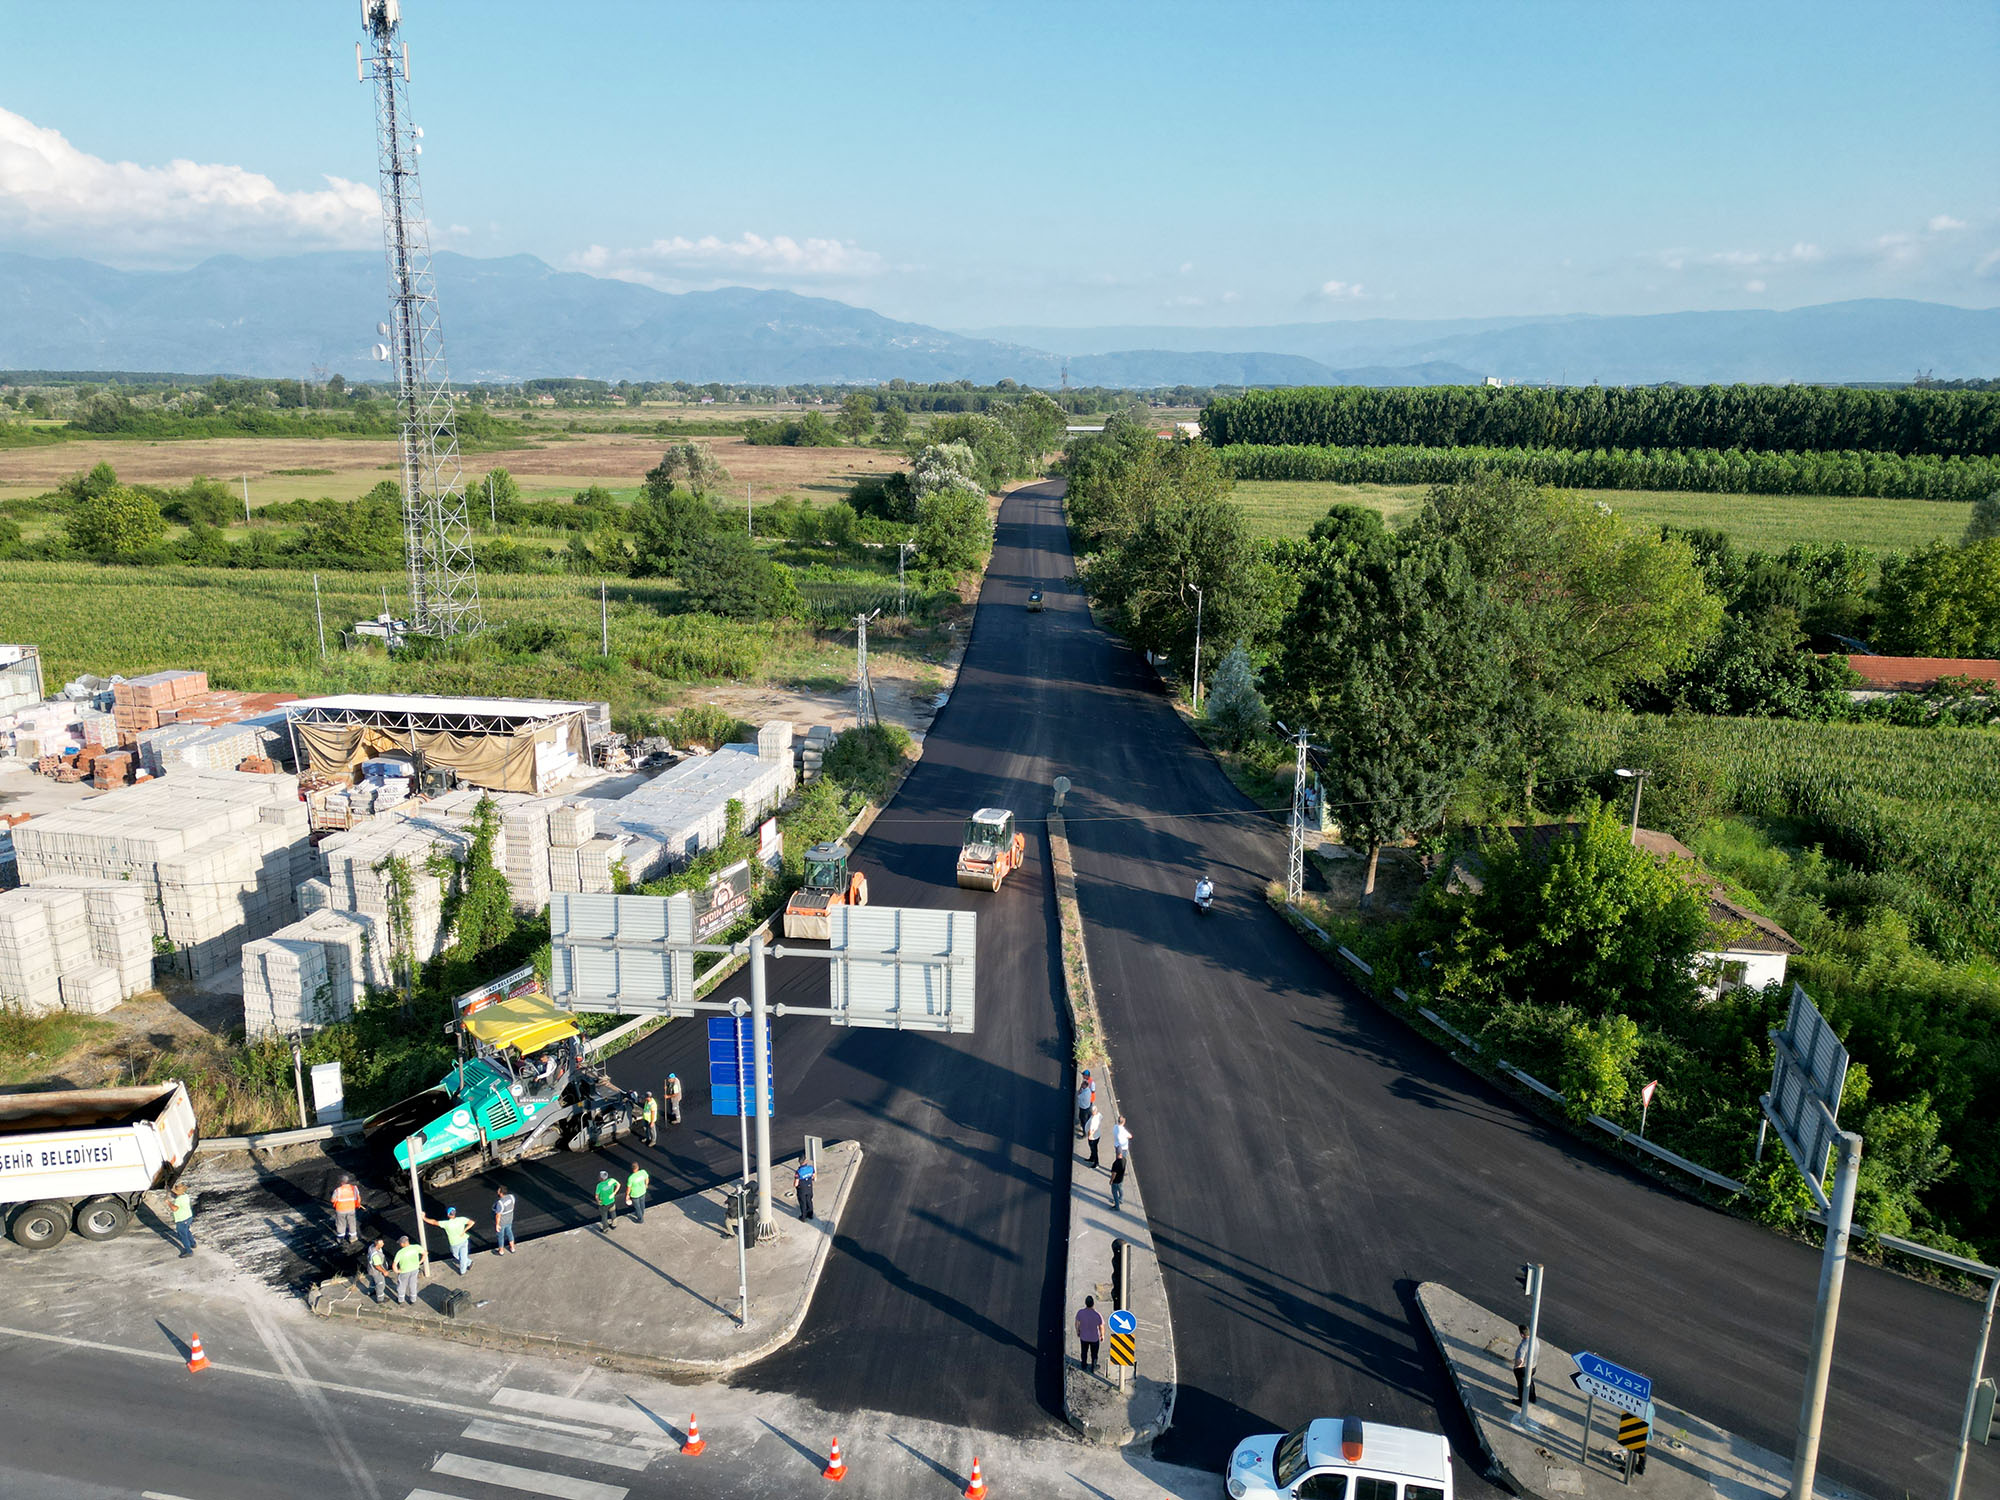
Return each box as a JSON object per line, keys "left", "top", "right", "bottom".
{"left": 227, "top": 481, "right": 1989, "bottom": 1498}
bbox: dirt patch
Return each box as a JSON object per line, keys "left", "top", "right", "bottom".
{"left": 1307, "top": 841, "right": 1430, "bottom": 920}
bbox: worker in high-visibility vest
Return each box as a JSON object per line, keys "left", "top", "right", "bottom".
{"left": 423, "top": 1206, "right": 475, "bottom": 1275}
{"left": 170, "top": 1186, "right": 195, "bottom": 1258}
{"left": 594, "top": 1170, "right": 621, "bottom": 1233}
{"left": 641, "top": 1092, "right": 659, "bottom": 1146}
{"left": 365, "top": 1237, "right": 388, "bottom": 1301}
{"left": 626, "top": 1164, "right": 650, "bottom": 1225}
{"left": 390, "top": 1235, "right": 424, "bottom": 1303}
{"left": 665, "top": 1073, "right": 683, "bottom": 1127}
{"left": 331, "top": 1175, "right": 361, "bottom": 1244}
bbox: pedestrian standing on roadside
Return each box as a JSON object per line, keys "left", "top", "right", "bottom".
{"left": 666, "top": 1072, "right": 684, "bottom": 1127}
{"left": 1075, "top": 1070, "right": 1095, "bottom": 1137}
{"left": 330, "top": 1174, "right": 361, "bottom": 1244}
{"left": 641, "top": 1092, "right": 659, "bottom": 1146}
{"left": 1084, "top": 1106, "right": 1103, "bottom": 1169}
{"left": 365, "top": 1236, "right": 388, "bottom": 1302}
{"left": 594, "top": 1169, "right": 621, "bottom": 1232}
{"left": 492, "top": 1188, "right": 517, "bottom": 1254}
{"left": 626, "top": 1164, "right": 650, "bottom": 1225}
{"left": 1113, "top": 1115, "right": 1131, "bottom": 1164}
{"left": 795, "top": 1158, "right": 817, "bottom": 1221}
{"left": 169, "top": 1185, "right": 195, "bottom": 1257}
{"left": 1514, "top": 1324, "right": 1536, "bottom": 1407}
{"left": 1109, "top": 1153, "right": 1127, "bottom": 1210}
{"left": 391, "top": 1235, "right": 423, "bottom": 1303}
{"left": 423, "top": 1206, "right": 474, "bottom": 1275}
{"left": 1075, "top": 1295, "right": 1105, "bottom": 1371}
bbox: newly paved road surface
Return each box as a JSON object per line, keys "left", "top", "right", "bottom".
{"left": 204, "top": 482, "right": 1992, "bottom": 1499}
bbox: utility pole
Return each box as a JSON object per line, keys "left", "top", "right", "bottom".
{"left": 241, "top": 474, "right": 252, "bottom": 527}
{"left": 600, "top": 580, "right": 609, "bottom": 656}
{"left": 1271, "top": 721, "right": 1313, "bottom": 905}
{"left": 898, "top": 540, "right": 915, "bottom": 617}
{"left": 1616, "top": 767, "right": 1649, "bottom": 843}
{"left": 747, "top": 482, "right": 753, "bottom": 538}
{"left": 750, "top": 932, "right": 776, "bottom": 1240}
{"left": 313, "top": 572, "right": 328, "bottom": 661}
{"left": 853, "top": 610, "right": 877, "bottom": 729}
{"left": 1792, "top": 1130, "right": 1863, "bottom": 1500}
{"left": 1191, "top": 584, "right": 1205, "bottom": 713}
{"left": 1518, "top": 1262, "right": 1545, "bottom": 1419}
{"left": 487, "top": 473, "right": 494, "bottom": 527}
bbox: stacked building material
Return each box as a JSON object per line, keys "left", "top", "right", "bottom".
{"left": 316, "top": 810, "right": 473, "bottom": 969}
{"left": 0, "top": 890, "right": 62, "bottom": 1014}
{"left": 602, "top": 724, "right": 795, "bottom": 882}
{"left": 240, "top": 935, "right": 329, "bottom": 1039}
{"left": 35, "top": 878, "right": 155, "bottom": 996}
{"left": 297, "top": 878, "right": 333, "bottom": 914}
{"left": 548, "top": 802, "right": 597, "bottom": 847}
{"left": 58, "top": 966, "right": 122, "bottom": 1016}
{"left": 138, "top": 722, "right": 266, "bottom": 777}
{"left": 111, "top": 670, "right": 209, "bottom": 742}
{"left": 797, "top": 724, "right": 834, "bottom": 782}
{"left": 499, "top": 798, "right": 555, "bottom": 914}
{"left": 13, "top": 887, "right": 93, "bottom": 974}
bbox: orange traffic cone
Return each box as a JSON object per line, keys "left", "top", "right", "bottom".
{"left": 964, "top": 1456, "right": 987, "bottom": 1498}
{"left": 823, "top": 1436, "right": 847, "bottom": 1482}
{"left": 681, "top": 1414, "right": 706, "bottom": 1456}
{"left": 186, "top": 1333, "right": 210, "bottom": 1373}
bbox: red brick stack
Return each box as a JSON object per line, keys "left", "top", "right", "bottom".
{"left": 112, "top": 670, "right": 209, "bottom": 742}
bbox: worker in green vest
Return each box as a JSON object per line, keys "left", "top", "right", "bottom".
{"left": 169, "top": 1185, "right": 195, "bottom": 1258}
{"left": 593, "top": 1169, "right": 621, "bottom": 1233}
{"left": 626, "top": 1164, "right": 650, "bottom": 1225}
{"left": 641, "top": 1092, "right": 659, "bottom": 1147}
{"left": 390, "top": 1235, "right": 425, "bottom": 1304}
{"left": 422, "top": 1206, "right": 475, "bottom": 1275}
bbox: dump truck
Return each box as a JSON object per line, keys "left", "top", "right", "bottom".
{"left": 1, "top": 1082, "right": 200, "bottom": 1249}
{"left": 956, "top": 807, "right": 1026, "bottom": 891}
{"left": 362, "top": 968, "right": 641, "bottom": 1192}
{"left": 783, "top": 840, "right": 869, "bottom": 939}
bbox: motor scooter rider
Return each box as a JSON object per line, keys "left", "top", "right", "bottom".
{"left": 1194, "top": 874, "right": 1214, "bottom": 909}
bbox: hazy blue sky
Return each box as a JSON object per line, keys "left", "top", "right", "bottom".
{"left": 1, "top": 1, "right": 1993, "bottom": 329}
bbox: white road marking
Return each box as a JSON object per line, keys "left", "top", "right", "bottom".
{"left": 403, "top": 1491, "right": 474, "bottom": 1500}
{"left": 237, "top": 1286, "right": 384, "bottom": 1500}
{"left": 430, "top": 1453, "right": 628, "bottom": 1500}
{"left": 0, "top": 1324, "right": 614, "bottom": 1439}
{"left": 459, "top": 1418, "right": 654, "bottom": 1472}
{"left": 488, "top": 1387, "right": 680, "bottom": 1441}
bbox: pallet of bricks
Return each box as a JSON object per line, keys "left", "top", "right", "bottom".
{"left": 9, "top": 770, "right": 313, "bottom": 980}
{"left": 315, "top": 806, "right": 475, "bottom": 976}
{"left": 0, "top": 884, "right": 141, "bottom": 1016}
{"left": 241, "top": 909, "right": 390, "bottom": 1039}
{"left": 111, "top": 670, "right": 208, "bottom": 744}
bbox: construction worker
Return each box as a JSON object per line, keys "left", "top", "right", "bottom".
{"left": 493, "top": 1188, "right": 517, "bottom": 1254}
{"left": 641, "top": 1092, "right": 659, "bottom": 1147}
{"left": 169, "top": 1184, "right": 195, "bottom": 1258}
{"left": 365, "top": 1236, "right": 388, "bottom": 1302}
{"left": 330, "top": 1174, "right": 361, "bottom": 1244}
{"left": 390, "top": 1235, "right": 424, "bottom": 1303}
{"left": 665, "top": 1073, "right": 683, "bottom": 1127}
{"left": 795, "top": 1157, "right": 817, "bottom": 1222}
{"left": 594, "top": 1169, "right": 621, "bottom": 1232}
{"left": 626, "top": 1163, "right": 650, "bottom": 1225}
{"left": 423, "top": 1206, "right": 474, "bottom": 1275}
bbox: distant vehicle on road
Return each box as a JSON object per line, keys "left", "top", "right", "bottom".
{"left": 1027, "top": 589, "right": 1045, "bottom": 612}
{"left": 0, "top": 1082, "right": 199, "bottom": 1249}
{"left": 1226, "top": 1416, "right": 1452, "bottom": 1500}
{"left": 956, "top": 807, "right": 1025, "bottom": 891}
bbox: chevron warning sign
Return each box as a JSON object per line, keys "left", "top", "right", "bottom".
{"left": 1107, "top": 1332, "right": 1135, "bottom": 1367}
{"left": 1617, "top": 1411, "right": 1650, "bottom": 1473}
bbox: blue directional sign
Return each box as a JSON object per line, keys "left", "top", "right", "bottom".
{"left": 1574, "top": 1351, "right": 1651, "bottom": 1407}
{"left": 1108, "top": 1309, "right": 1137, "bottom": 1337}
{"left": 707, "top": 1016, "right": 774, "bottom": 1118}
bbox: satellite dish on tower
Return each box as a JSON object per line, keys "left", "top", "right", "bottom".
{"left": 371, "top": 344, "right": 390, "bottom": 361}
{"left": 377, "top": 322, "right": 390, "bottom": 336}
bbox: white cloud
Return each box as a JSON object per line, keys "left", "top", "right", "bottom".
{"left": 0, "top": 105, "right": 378, "bottom": 261}
{"left": 571, "top": 232, "right": 887, "bottom": 291}
{"left": 1319, "top": 279, "right": 1365, "bottom": 299}
{"left": 1929, "top": 215, "right": 1968, "bottom": 233}
{"left": 1744, "top": 279, "right": 1767, "bottom": 293}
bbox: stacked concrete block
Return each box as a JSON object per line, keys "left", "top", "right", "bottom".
{"left": 297, "top": 878, "right": 333, "bottom": 914}
{"left": 548, "top": 802, "right": 597, "bottom": 848}
{"left": 138, "top": 722, "right": 265, "bottom": 777}
{"left": 499, "top": 799, "right": 553, "bottom": 915}
{"left": 241, "top": 935, "right": 330, "bottom": 1040}
{"left": 0, "top": 891, "right": 61, "bottom": 1015}
{"left": 27, "top": 878, "right": 155, "bottom": 998}
{"left": 606, "top": 727, "right": 796, "bottom": 877}
{"left": 58, "top": 965, "right": 122, "bottom": 1016}
{"left": 575, "top": 835, "right": 630, "bottom": 895}
{"left": 797, "top": 724, "right": 834, "bottom": 782}
{"left": 14, "top": 887, "right": 92, "bottom": 974}
{"left": 316, "top": 812, "right": 470, "bottom": 968}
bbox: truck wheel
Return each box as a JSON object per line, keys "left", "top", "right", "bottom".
{"left": 73, "top": 1197, "right": 133, "bottom": 1241}
{"left": 8, "top": 1201, "right": 71, "bottom": 1250}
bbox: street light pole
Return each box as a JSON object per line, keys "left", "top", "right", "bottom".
{"left": 750, "top": 932, "right": 776, "bottom": 1241}
{"left": 1615, "top": 767, "right": 1649, "bottom": 844}
{"left": 1191, "top": 585, "right": 1205, "bottom": 714}
{"left": 1791, "top": 1129, "right": 1863, "bottom": 1500}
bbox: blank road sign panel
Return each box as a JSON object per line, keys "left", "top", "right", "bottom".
{"left": 549, "top": 893, "right": 696, "bottom": 1014}
{"left": 829, "top": 906, "right": 976, "bottom": 1033}
{"left": 1763, "top": 981, "right": 1849, "bottom": 1194}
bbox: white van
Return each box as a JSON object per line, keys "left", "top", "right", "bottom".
{"left": 1226, "top": 1416, "right": 1453, "bottom": 1500}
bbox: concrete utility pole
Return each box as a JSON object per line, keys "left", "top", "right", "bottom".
{"left": 747, "top": 483, "right": 753, "bottom": 538}
{"left": 241, "top": 475, "right": 252, "bottom": 527}
{"left": 1791, "top": 1129, "right": 1863, "bottom": 1500}
{"left": 1191, "top": 585, "right": 1205, "bottom": 713}
{"left": 750, "top": 932, "right": 776, "bottom": 1240}
{"left": 600, "top": 580, "right": 609, "bottom": 656}
{"left": 488, "top": 474, "right": 495, "bottom": 527}
{"left": 898, "top": 541, "right": 915, "bottom": 617}
{"left": 1615, "top": 767, "right": 1649, "bottom": 843}
{"left": 313, "top": 572, "right": 328, "bottom": 661}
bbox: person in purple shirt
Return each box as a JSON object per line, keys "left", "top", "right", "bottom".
{"left": 1075, "top": 1294, "right": 1105, "bottom": 1371}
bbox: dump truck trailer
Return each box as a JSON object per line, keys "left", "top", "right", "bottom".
{"left": 0, "top": 1082, "right": 200, "bottom": 1249}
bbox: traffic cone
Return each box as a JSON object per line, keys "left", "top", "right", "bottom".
{"left": 186, "top": 1333, "right": 209, "bottom": 1373}
{"left": 823, "top": 1436, "right": 847, "bottom": 1481}
{"left": 964, "top": 1456, "right": 987, "bottom": 1498}
{"left": 681, "top": 1414, "right": 706, "bottom": 1456}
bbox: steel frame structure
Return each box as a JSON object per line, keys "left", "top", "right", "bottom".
{"left": 360, "top": 0, "right": 482, "bottom": 638}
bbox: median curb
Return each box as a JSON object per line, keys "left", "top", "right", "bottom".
{"left": 1048, "top": 810, "right": 1177, "bottom": 1447}
{"left": 308, "top": 1142, "right": 862, "bottom": 1377}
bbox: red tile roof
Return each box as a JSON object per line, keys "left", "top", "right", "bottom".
{"left": 1836, "top": 656, "right": 2000, "bottom": 692}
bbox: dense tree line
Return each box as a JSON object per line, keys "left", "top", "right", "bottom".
{"left": 1222, "top": 441, "right": 2000, "bottom": 502}
{"left": 1203, "top": 384, "right": 2000, "bottom": 458}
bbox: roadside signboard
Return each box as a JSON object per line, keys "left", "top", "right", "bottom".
{"left": 1762, "top": 981, "right": 1849, "bottom": 1210}
{"left": 1108, "top": 1309, "right": 1136, "bottom": 1337}
{"left": 828, "top": 906, "right": 976, "bottom": 1032}
{"left": 1571, "top": 1352, "right": 1652, "bottom": 1418}
{"left": 1617, "top": 1410, "right": 1652, "bottom": 1454}
{"left": 707, "top": 1016, "right": 774, "bottom": 1118}
{"left": 548, "top": 893, "right": 696, "bottom": 1015}
{"left": 691, "top": 859, "right": 754, "bottom": 940}
{"left": 757, "top": 817, "right": 782, "bottom": 870}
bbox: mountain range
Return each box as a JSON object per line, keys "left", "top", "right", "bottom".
{"left": 1, "top": 250, "right": 1993, "bottom": 387}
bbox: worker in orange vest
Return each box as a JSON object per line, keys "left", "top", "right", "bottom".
{"left": 331, "top": 1175, "right": 361, "bottom": 1244}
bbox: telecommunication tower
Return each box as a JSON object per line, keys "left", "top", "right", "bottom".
{"left": 357, "top": 0, "right": 482, "bottom": 637}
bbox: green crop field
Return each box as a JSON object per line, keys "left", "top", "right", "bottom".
{"left": 1230, "top": 479, "right": 1974, "bottom": 557}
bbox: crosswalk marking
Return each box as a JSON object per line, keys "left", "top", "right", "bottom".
{"left": 489, "top": 1386, "right": 680, "bottom": 1440}
{"left": 460, "top": 1418, "right": 655, "bottom": 1472}
{"left": 430, "top": 1453, "right": 628, "bottom": 1500}
{"left": 404, "top": 1491, "right": 474, "bottom": 1500}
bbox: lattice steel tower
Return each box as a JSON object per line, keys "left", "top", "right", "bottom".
{"left": 358, "top": 0, "right": 482, "bottom": 637}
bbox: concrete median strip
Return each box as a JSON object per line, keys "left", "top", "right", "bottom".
{"left": 1047, "top": 811, "right": 1177, "bottom": 1447}
{"left": 307, "top": 1141, "right": 861, "bottom": 1377}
